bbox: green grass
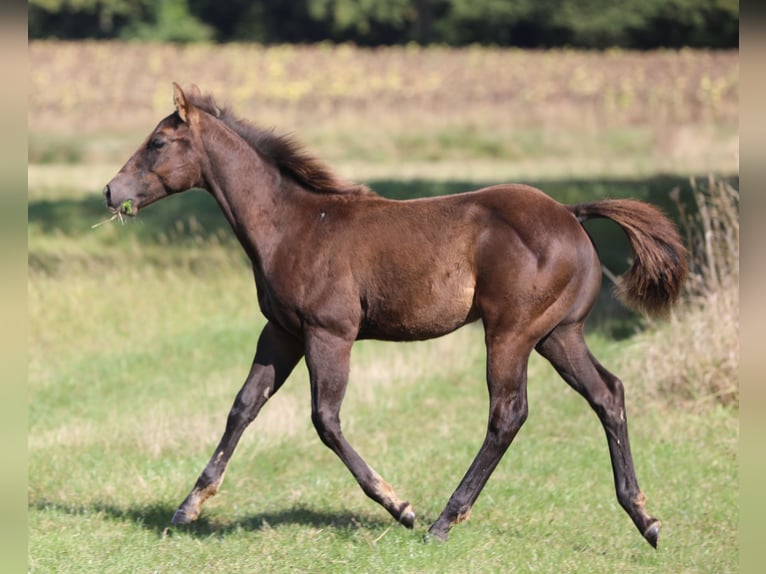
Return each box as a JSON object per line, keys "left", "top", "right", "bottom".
{"left": 28, "top": 176, "right": 737, "bottom": 573}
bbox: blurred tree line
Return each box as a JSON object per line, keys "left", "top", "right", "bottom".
{"left": 29, "top": 0, "right": 738, "bottom": 48}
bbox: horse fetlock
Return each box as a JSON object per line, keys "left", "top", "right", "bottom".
{"left": 199, "top": 479, "right": 222, "bottom": 500}
{"left": 453, "top": 504, "right": 472, "bottom": 525}
{"left": 171, "top": 481, "right": 222, "bottom": 525}
{"left": 370, "top": 475, "right": 414, "bottom": 527}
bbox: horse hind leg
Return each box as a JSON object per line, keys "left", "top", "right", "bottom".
{"left": 535, "top": 323, "right": 661, "bottom": 548}
{"left": 427, "top": 331, "right": 532, "bottom": 541}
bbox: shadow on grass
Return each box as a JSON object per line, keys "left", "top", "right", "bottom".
{"left": 31, "top": 498, "right": 392, "bottom": 539}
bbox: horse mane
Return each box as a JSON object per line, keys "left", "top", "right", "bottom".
{"left": 186, "top": 91, "right": 373, "bottom": 197}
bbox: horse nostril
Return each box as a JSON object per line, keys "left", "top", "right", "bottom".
{"left": 103, "top": 185, "right": 111, "bottom": 205}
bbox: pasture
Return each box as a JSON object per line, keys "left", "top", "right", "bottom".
{"left": 28, "top": 43, "right": 738, "bottom": 573}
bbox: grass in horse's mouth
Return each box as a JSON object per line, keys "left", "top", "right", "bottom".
{"left": 91, "top": 199, "right": 133, "bottom": 228}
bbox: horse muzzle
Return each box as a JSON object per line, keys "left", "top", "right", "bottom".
{"left": 103, "top": 184, "right": 138, "bottom": 216}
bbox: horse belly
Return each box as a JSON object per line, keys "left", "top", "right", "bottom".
{"left": 361, "top": 277, "right": 478, "bottom": 341}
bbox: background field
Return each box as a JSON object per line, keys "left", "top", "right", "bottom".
{"left": 28, "top": 42, "right": 738, "bottom": 573}
{"left": 29, "top": 42, "right": 738, "bottom": 179}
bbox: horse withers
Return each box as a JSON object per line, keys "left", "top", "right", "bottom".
{"left": 103, "top": 83, "right": 687, "bottom": 547}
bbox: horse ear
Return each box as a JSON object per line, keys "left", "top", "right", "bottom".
{"left": 172, "top": 82, "right": 197, "bottom": 124}
{"left": 188, "top": 83, "right": 202, "bottom": 98}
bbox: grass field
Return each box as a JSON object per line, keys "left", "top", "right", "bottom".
{"left": 28, "top": 42, "right": 738, "bottom": 573}
{"left": 27, "top": 227, "right": 739, "bottom": 572}
{"left": 27, "top": 218, "right": 738, "bottom": 573}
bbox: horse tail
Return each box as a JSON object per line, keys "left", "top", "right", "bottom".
{"left": 569, "top": 199, "right": 688, "bottom": 317}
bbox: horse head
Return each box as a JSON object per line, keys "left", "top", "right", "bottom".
{"left": 103, "top": 83, "right": 204, "bottom": 216}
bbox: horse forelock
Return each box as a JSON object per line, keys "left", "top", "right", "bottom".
{"left": 186, "top": 90, "right": 372, "bottom": 197}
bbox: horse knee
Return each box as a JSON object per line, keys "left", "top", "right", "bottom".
{"left": 225, "top": 403, "right": 254, "bottom": 433}
{"left": 489, "top": 397, "right": 528, "bottom": 446}
{"left": 226, "top": 375, "right": 274, "bottom": 431}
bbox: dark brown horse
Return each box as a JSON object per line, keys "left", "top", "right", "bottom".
{"left": 103, "top": 84, "right": 686, "bottom": 548}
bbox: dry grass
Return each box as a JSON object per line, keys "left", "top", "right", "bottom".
{"left": 28, "top": 42, "right": 739, "bottom": 179}
{"left": 29, "top": 43, "right": 739, "bottom": 132}
{"left": 624, "top": 177, "right": 739, "bottom": 409}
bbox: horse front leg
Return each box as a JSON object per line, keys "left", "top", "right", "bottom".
{"left": 304, "top": 329, "right": 416, "bottom": 528}
{"left": 172, "top": 322, "right": 303, "bottom": 525}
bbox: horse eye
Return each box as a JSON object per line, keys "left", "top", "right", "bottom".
{"left": 149, "top": 139, "right": 165, "bottom": 150}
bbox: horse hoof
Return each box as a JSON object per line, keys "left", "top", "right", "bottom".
{"left": 643, "top": 520, "right": 661, "bottom": 549}
{"left": 171, "top": 507, "right": 197, "bottom": 525}
{"left": 423, "top": 527, "right": 449, "bottom": 544}
{"left": 399, "top": 505, "right": 416, "bottom": 529}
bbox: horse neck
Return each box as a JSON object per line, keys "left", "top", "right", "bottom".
{"left": 198, "top": 116, "right": 290, "bottom": 270}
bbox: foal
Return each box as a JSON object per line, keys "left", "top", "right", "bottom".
{"left": 103, "top": 84, "right": 686, "bottom": 547}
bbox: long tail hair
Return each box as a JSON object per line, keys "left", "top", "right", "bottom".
{"left": 569, "top": 199, "right": 688, "bottom": 317}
